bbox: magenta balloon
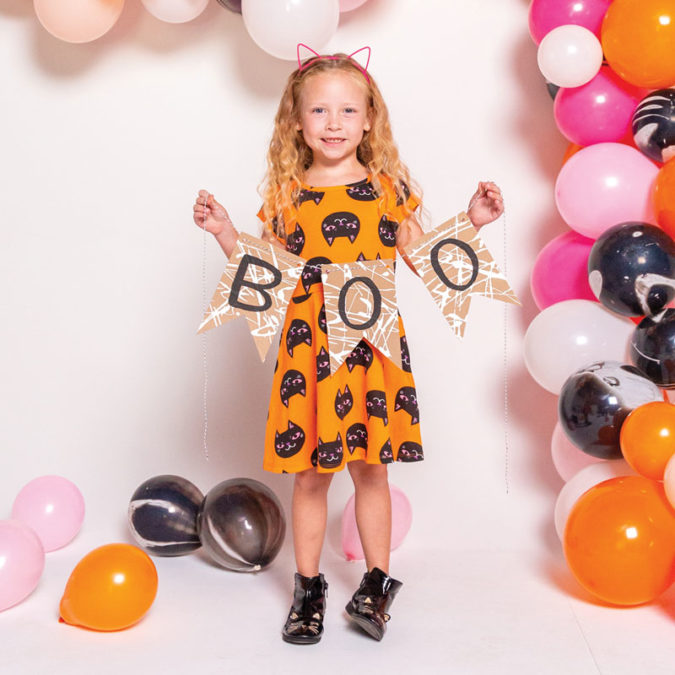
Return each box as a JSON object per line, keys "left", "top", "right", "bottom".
{"left": 531, "top": 230, "right": 597, "bottom": 310}
{"left": 11, "top": 476, "right": 85, "bottom": 552}
{"left": 555, "top": 142, "right": 658, "bottom": 238}
{"left": 529, "top": 0, "right": 612, "bottom": 44}
{"left": 0, "top": 520, "right": 45, "bottom": 611}
{"left": 341, "top": 484, "right": 412, "bottom": 561}
{"left": 553, "top": 67, "right": 644, "bottom": 146}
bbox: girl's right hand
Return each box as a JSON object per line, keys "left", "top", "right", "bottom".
{"left": 193, "top": 190, "right": 233, "bottom": 236}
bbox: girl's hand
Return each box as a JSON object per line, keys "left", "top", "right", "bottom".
{"left": 466, "top": 181, "right": 504, "bottom": 230}
{"left": 192, "top": 190, "right": 233, "bottom": 236}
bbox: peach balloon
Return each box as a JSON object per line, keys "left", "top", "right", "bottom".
{"left": 33, "top": 0, "right": 125, "bottom": 44}
{"left": 141, "top": 0, "right": 209, "bottom": 24}
{"left": 655, "top": 159, "right": 675, "bottom": 240}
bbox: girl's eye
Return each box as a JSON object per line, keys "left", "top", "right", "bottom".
{"left": 312, "top": 107, "right": 325, "bottom": 114}
{"left": 344, "top": 108, "right": 356, "bottom": 113}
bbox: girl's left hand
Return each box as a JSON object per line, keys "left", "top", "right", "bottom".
{"left": 466, "top": 181, "right": 504, "bottom": 230}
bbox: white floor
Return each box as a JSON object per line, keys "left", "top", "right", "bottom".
{"left": 4, "top": 527, "right": 675, "bottom": 675}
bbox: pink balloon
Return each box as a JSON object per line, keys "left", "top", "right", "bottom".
{"left": 531, "top": 230, "right": 597, "bottom": 310}
{"left": 554, "top": 67, "right": 644, "bottom": 146}
{"left": 529, "top": 0, "right": 612, "bottom": 44}
{"left": 11, "top": 476, "right": 85, "bottom": 552}
{"left": 33, "top": 0, "right": 125, "bottom": 44}
{"left": 339, "top": 0, "right": 368, "bottom": 11}
{"left": 551, "top": 422, "right": 603, "bottom": 481}
{"left": 0, "top": 520, "right": 45, "bottom": 611}
{"left": 555, "top": 142, "right": 658, "bottom": 238}
{"left": 341, "top": 484, "right": 412, "bottom": 561}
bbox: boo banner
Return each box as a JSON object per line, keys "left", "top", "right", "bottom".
{"left": 403, "top": 211, "right": 520, "bottom": 339}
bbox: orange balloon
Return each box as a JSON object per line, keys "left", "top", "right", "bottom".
{"left": 59, "top": 543, "right": 158, "bottom": 631}
{"left": 655, "top": 159, "right": 675, "bottom": 239}
{"left": 602, "top": 0, "right": 675, "bottom": 88}
{"left": 564, "top": 476, "right": 675, "bottom": 605}
{"left": 562, "top": 143, "right": 583, "bottom": 166}
{"left": 620, "top": 402, "right": 675, "bottom": 480}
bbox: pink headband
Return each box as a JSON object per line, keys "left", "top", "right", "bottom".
{"left": 296, "top": 43, "right": 371, "bottom": 83}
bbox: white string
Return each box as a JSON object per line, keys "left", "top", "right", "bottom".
{"left": 502, "top": 204, "right": 510, "bottom": 495}
{"left": 201, "top": 194, "right": 210, "bottom": 461}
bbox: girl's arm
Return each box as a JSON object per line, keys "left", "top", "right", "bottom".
{"left": 396, "top": 214, "right": 424, "bottom": 276}
{"left": 193, "top": 190, "right": 239, "bottom": 258}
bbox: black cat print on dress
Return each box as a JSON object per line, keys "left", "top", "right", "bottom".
{"left": 274, "top": 421, "right": 305, "bottom": 458}
{"left": 316, "top": 346, "right": 330, "bottom": 382}
{"left": 286, "top": 223, "right": 305, "bottom": 256}
{"left": 280, "top": 369, "right": 306, "bottom": 407}
{"left": 346, "top": 181, "right": 377, "bottom": 201}
{"left": 379, "top": 438, "right": 393, "bottom": 463}
{"left": 394, "top": 386, "right": 419, "bottom": 425}
{"left": 293, "top": 256, "right": 332, "bottom": 304}
{"left": 346, "top": 422, "right": 368, "bottom": 455}
{"left": 346, "top": 340, "right": 373, "bottom": 373}
{"left": 400, "top": 335, "right": 411, "bottom": 372}
{"left": 397, "top": 441, "right": 423, "bottom": 462}
{"left": 298, "top": 189, "right": 325, "bottom": 206}
{"left": 334, "top": 385, "right": 354, "bottom": 420}
{"left": 378, "top": 215, "right": 398, "bottom": 248}
{"left": 286, "top": 319, "right": 312, "bottom": 356}
{"left": 317, "top": 432, "right": 344, "bottom": 469}
{"left": 366, "top": 390, "right": 388, "bottom": 425}
{"left": 322, "top": 211, "right": 360, "bottom": 246}
{"left": 318, "top": 303, "right": 327, "bottom": 334}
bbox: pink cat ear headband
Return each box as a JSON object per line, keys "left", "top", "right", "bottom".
{"left": 296, "top": 43, "right": 371, "bottom": 83}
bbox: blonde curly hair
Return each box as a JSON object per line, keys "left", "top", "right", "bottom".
{"left": 259, "top": 52, "right": 422, "bottom": 241}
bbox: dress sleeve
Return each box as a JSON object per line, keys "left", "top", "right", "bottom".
{"left": 257, "top": 205, "right": 286, "bottom": 245}
{"left": 382, "top": 177, "right": 420, "bottom": 224}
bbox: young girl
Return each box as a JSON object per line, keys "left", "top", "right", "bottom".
{"left": 192, "top": 50, "right": 503, "bottom": 644}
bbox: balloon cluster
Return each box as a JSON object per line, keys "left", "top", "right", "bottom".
{"left": 525, "top": 0, "right": 675, "bottom": 606}
{"left": 32, "top": 0, "right": 370, "bottom": 57}
{"left": 128, "top": 474, "right": 286, "bottom": 572}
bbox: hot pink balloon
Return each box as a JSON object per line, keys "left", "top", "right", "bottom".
{"left": 342, "top": 484, "right": 412, "bottom": 561}
{"left": 551, "top": 422, "right": 603, "bottom": 482}
{"left": 33, "top": 0, "right": 125, "bottom": 44}
{"left": 11, "top": 476, "right": 85, "bottom": 552}
{"left": 531, "top": 230, "right": 596, "bottom": 310}
{"left": 339, "top": 0, "right": 368, "bottom": 11}
{"left": 554, "top": 67, "right": 644, "bottom": 146}
{"left": 529, "top": 0, "right": 612, "bottom": 44}
{"left": 0, "top": 520, "right": 45, "bottom": 611}
{"left": 555, "top": 142, "right": 658, "bottom": 238}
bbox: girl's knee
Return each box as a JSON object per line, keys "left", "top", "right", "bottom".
{"left": 348, "top": 460, "right": 388, "bottom": 486}
{"left": 294, "top": 468, "right": 333, "bottom": 493}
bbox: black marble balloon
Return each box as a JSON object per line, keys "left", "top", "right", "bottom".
{"left": 198, "top": 478, "right": 286, "bottom": 572}
{"left": 215, "top": 0, "right": 241, "bottom": 12}
{"left": 128, "top": 475, "right": 204, "bottom": 556}
{"left": 587, "top": 222, "right": 675, "bottom": 317}
{"left": 632, "top": 89, "right": 675, "bottom": 164}
{"left": 558, "top": 361, "right": 663, "bottom": 459}
{"left": 546, "top": 81, "right": 560, "bottom": 101}
{"left": 631, "top": 309, "right": 675, "bottom": 388}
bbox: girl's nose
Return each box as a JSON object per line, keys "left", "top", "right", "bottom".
{"left": 327, "top": 113, "right": 341, "bottom": 129}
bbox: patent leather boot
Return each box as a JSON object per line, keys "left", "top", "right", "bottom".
{"left": 345, "top": 566, "right": 403, "bottom": 641}
{"left": 282, "top": 572, "right": 328, "bottom": 644}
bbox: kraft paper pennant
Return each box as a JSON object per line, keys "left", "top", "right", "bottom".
{"left": 321, "top": 259, "right": 401, "bottom": 374}
{"left": 403, "top": 211, "right": 520, "bottom": 339}
{"left": 198, "top": 232, "right": 305, "bottom": 361}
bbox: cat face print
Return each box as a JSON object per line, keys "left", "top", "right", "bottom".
{"left": 286, "top": 319, "right": 312, "bottom": 356}
{"left": 379, "top": 438, "right": 393, "bottom": 463}
{"left": 296, "top": 256, "right": 332, "bottom": 301}
{"left": 286, "top": 223, "right": 305, "bottom": 256}
{"left": 318, "top": 303, "right": 327, "bottom": 334}
{"left": 317, "top": 432, "right": 343, "bottom": 469}
{"left": 316, "top": 346, "right": 331, "bottom": 382}
{"left": 396, "top": 441, "right": 423, "bottom": 462}
{"left": 298, "top": 189, "right": 325, "bottom": 206}
{"left": 378, "top": 215, "right": 398, "bottom": 248}
{"left": 395, "top": 386, "right": 419, "bottom": 425}
{"left": 346, "top": 182, "right": 376, "bottom": 201}
{"left": 280, "top": 369, "right": 306, "bottom": 407}
{"left": 346, "top": 340, "right": 373, "bottom": 373}
{"left": 335, "top": 385, "right": 353, "bottom": 420}
{"left": 366, "top": 389, "right": 388, "bottom": 426}
{"left": 400, "top": 335, "right": 411, "bottom": 372}
{"left": 346, "top": 423, "right": 368, "bottom": 455}
{"left": 274, "top": 420, "right": 305, "bottom": 458}
{"left": 322, "top": 211, "right": 360, "bottom": 246}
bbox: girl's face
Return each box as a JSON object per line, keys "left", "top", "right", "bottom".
{"left": 296, "top": 71, "right": 371, "bottom": 168}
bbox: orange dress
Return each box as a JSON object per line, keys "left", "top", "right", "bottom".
{"left": 260, "top": 176, "right": 424, "bottom": 474}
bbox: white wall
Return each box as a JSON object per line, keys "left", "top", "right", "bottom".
{"left": 0, "top": 0, "right": 569, "bottom": 558}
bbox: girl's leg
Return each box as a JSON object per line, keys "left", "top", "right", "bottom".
{"left": 346, "top": 461, "right": 391, "bottom": 573}
{"left": 292, "top": 468, "right": 334, "bottom": 576}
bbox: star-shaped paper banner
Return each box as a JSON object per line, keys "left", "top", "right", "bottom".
{"left": 198, "top": 232, "right": 305, "bottom": 361}
{"left": 403, "top": 211, "right": 520, "bottom": 339}
{"left": 321, "top": 259, "right": 401, "bottom": 374}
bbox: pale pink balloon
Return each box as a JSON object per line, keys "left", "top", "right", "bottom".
{"left": 537, "top": 25, "right": 603, "bottom": 88}
{"left": 551, "top": 421, "right": 603, "bottom": 482}
{"left": 555, "top": 142, "right": 658, "bottom": 238}
{"left": 339, "top": 0, "right": 368, "bottom": 11}
{"left": 531, "top": 230, "right": 596, "bottom": 310}
{"left": 342, "top": 484, "right": 412, "bottom": 561}
{"left": 0, "top": 520, "right": 45, "bottom": 611}
{"left": 11, "top": 476, "right": 85, "bottom": 552}
{"left": 529, "top": 0, "right": 612, "bottom": 44}
{"left": 141, "top": 0, "right": 208, "bottom": 23}
{"left": 33, "top": 0, "right": 125, "bottom": 44}
{"left": 664, "top": 454, "right": 675, "bottom": 509}
{"left": 554, "top": 67, "right": 644, "bottom": 146}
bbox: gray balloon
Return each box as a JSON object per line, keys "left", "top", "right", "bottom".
{"left": 198, "top": 478, "right": 286, "bottom": 572}
{"left": 215, "top": 0, "right": 241, "bottom": 13}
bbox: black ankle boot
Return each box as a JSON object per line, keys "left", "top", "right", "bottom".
{"left": 345, "top": 566, "right": 403, "bottom": 641}
{"left": 282, "top": 572, "right": 328, "bottom": 645}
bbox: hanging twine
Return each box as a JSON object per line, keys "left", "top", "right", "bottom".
{"left": 201, "top": 194, "right": 210, "bottom": 461}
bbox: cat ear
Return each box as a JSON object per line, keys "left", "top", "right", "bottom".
{"left": 318, "top": 436, "right": 323, "bottom": 444}
{"left": 348, "top": 46, "right": 371, "bottom": 75}
{"left": 336, "top": 431, "right": 342, "bottom": 443}
{"left": 345, "top": 384, "right": 351, "bottom": 394}
{"left": 297, "top": 43, "right": 321, "bottom": 70}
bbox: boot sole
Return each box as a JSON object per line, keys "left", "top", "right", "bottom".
{"left": 345, "top": 603, "right": 384, "bottom": 641}
{"left": 281, "top": 632, "right": 322, "bottom": 645}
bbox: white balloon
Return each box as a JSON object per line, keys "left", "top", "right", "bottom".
{"left": 141, "top": 0, "right": 208, "bottom": 23}
{"left": 554, "top": 459, "right": 635, "bottom": 541}
{"left": 524, "top": 299, "right": 634, "bottom": 394}
{"left": 664, "top": 454, "right": 675, "bottom": 509}
{"left": 242, "top": 0, "right": 339, "bottom": 60}
{"left": 537, "top": 25, "right": 603, "bottom": 88}
{"left": 551, "top": 421, "right": 603, "bottom": 482}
